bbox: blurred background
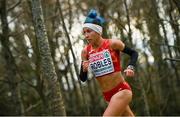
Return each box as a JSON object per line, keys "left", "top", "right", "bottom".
{"left": 0, "top": 0, "right": 179, "bottom": 116}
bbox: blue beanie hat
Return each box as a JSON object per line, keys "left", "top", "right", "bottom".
{"left": 83, "top": 9, "right": 105, "bottom": 35}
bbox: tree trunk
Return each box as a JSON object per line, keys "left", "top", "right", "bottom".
{"left": 29, "top": 0, "right": 66, "bottom": 115}
{"left": 98, "top": 1, "right": 108, "bottom": 38}
{"left": 168, "top": 0, "right": 180, "bottom": 56}
{"left": 0, "top": 0, "right": 24, "bottom": 115}
{"left": 123, "top": 0, "right": 133, "bottom": 46}
{"left": 56, "top": 1, "right": 89, "bottom": 115}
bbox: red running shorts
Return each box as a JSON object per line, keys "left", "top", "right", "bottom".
{"left": 103, "top": 82, "right": 131, "bottom": 102}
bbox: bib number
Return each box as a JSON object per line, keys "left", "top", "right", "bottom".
{"left": 89, "top": 50, "right": 114, "bottom": 77}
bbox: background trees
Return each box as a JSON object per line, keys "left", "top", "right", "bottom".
{"left": 0, "top": 0, "right": 179, "bottom": 116}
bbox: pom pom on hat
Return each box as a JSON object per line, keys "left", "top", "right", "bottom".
{"left": 84, "top": 9, "right": 105, "bottom": 26}
{"left": 87, "top": 9, "right": 97, "bottom": 18}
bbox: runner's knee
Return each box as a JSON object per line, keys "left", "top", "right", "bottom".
{"left": 111, "top": 90, "right": 132, "bottom": 103}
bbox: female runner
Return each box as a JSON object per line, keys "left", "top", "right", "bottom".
{"left": 79, "top": 9, "right": 138, "bottom": 116}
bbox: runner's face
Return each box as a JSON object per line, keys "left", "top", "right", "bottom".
{"left": 83, "top": 28, "right": 99, "bottom": 44}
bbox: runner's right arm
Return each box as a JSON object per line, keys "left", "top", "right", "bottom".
{"left": 79, "top": 48, "right": 88, "bottom": 82}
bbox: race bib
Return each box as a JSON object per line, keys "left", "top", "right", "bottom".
{"left": 89, "top": 49, "right": 114, "bottom": 77}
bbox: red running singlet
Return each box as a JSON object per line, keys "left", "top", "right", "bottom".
{"left": 85, "top": 39, "right": 121, "bottom": 77}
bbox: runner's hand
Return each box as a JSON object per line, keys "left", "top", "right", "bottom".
{"left": 124, "top": 68, "right": 134, "bottom": 77}
{"left": 82, "top": 61, "right": 89, "bottom": 72}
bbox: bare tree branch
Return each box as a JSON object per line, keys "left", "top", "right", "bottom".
{"left": 24, "top": 100, "right": 41, "bottom": 113}
{"left": 164, "top": 58, "right": 180, "bottom": 62}
{"left": 7, "top": 0, "right": 22, "bottom": 12}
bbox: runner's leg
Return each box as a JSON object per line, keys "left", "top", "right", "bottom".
{"left": 103, "top": 90, "right": 132, "bottom": 116}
